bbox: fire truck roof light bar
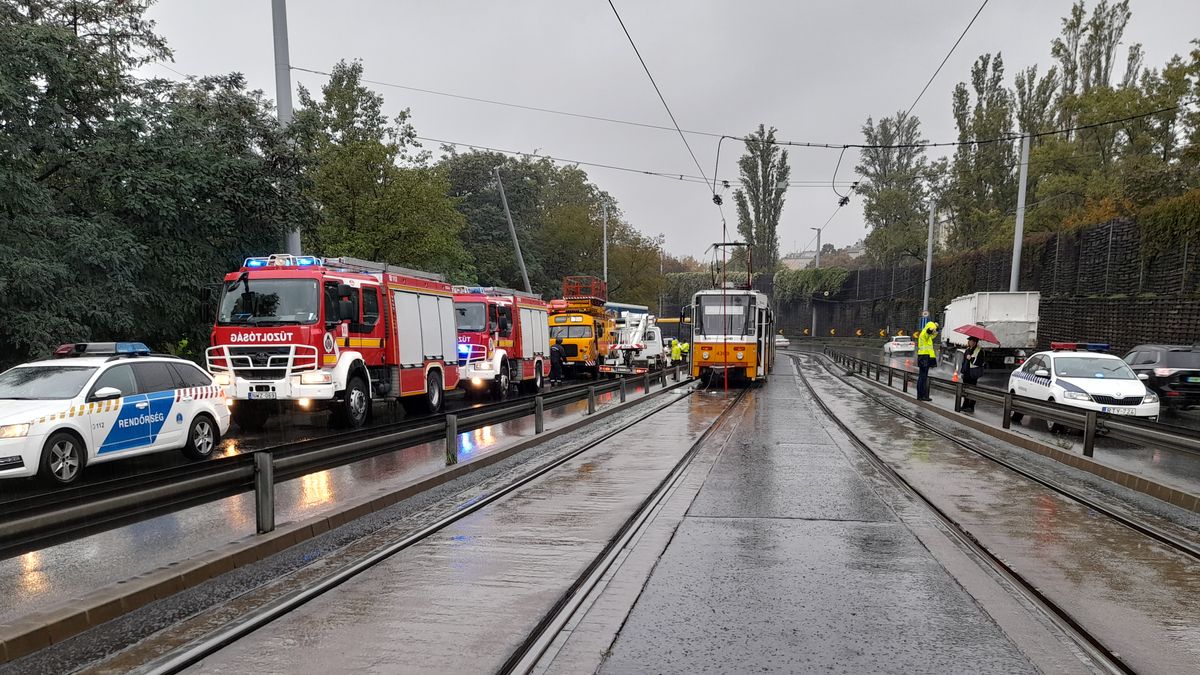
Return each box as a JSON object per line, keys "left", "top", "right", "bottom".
{"left": 243, "top": 254, "right": 323, "bottom": 269}
{"left": 1049, "top": 342, "right": 1110, "bottom": 352}
{"left": 452, "top": 285, "right": 541, "bottom": 300}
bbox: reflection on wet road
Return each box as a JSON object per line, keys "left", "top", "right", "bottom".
{"left": 804, "top": 356, "right": 1200, "bottom": 673}
{"left": 178, "top": 392, "right": 733, "bottom": 675}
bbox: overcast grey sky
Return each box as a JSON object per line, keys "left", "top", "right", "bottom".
{"left": 144, "top": 0, "right": 1200, "bottom": 260}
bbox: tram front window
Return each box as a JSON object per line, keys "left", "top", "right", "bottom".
{"left": 697, "top": 295, "right": 754, "bottom": 336}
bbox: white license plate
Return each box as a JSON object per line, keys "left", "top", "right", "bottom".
{"left": 1101, "top": 407, "right": 1135, "bottom": 415}
{"left": 1186, "top": 376, "right": 1200, "bottom": 384}
{"left": 248, "top": 391, "right": 276, "bottom": 400}
{"left": 1004, "top": 356, "right": 1015, "bottom": 364}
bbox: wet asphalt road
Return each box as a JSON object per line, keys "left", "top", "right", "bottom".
{"left": 0, "top": 381, "right": 658, "bottom": 628}
{"left": 174, "top": 391, "right": 732, "bottom": 674}
{"left": 0, "top": 386, "right": 573, "bottom": 504}
{"left": 802, "top": 354, "right": 1200, "bottom": 674}
{"left": 595, "top": 359, "right": 1044, "bottom": 674}
{"left": 835, "top": 344, "right": 1200, "bottom": 431}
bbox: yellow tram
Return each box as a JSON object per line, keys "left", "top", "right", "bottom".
{"left": 689, "top": 287, "right": 774, "bottom": 384}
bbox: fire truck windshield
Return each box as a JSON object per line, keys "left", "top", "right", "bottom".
{"left": 454, "top": 302, "right": 488, "bottom": 332}
{"left": 218, "top": 278, "right": 320, "bottom": 326}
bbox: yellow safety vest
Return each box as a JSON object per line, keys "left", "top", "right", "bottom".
{"left": 671, "top": 342, "right": 682, "bottom": 360}
{"left": 917, "top": 330, "right": 936, "bottom": 357}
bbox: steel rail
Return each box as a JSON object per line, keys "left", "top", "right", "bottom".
{"left": 0, "top": 373, "right": 670, "bottom": 559}
{"left": 500, "top": 389, "right": 747, "bottom": 674}
{"left": 790, "top": 353, "right": 1130, "bottom": 675}
{"left": 134, "top": 378, "right": 698, "bottom": 675}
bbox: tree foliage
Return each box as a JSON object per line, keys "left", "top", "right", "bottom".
{"left": 856, "top": 113, "right": 930, "bottom": 262}
{"left": 733, "top": 124, "right": 789, "bottom": 271}
{"left": 773, "top": 268, "right": 850, "bottom": 303}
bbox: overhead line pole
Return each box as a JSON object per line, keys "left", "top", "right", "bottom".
{"left": 922, "top": 200, "right": 936, "bottom": 316}
{"left": 271, "top": 0, "right": 301, "bottom": 256}
{"left": 602, "top": 203, "right": 608, "bottom": 283}
{"left": 1010, "top": 133, "right": 1031, "bottom": 291}
{"left": 494, "top": 167, "right": 532, "bottom": 294}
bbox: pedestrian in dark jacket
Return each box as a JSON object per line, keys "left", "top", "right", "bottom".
{"left": 549, "top": 338, "right": 565, "bottom": 385}
{"left": 960, "top": 336, "right": 984, "bottom": 412}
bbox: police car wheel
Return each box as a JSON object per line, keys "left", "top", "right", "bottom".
{"left": 183, "top": 415, "right": 218, "bottom": 460}
{"left": 40, "top": 431, "right": 83, "bottom": 485}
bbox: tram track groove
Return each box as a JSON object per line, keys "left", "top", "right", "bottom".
{"left": 789, "top": 352, "right": 1131, "bottom": 675}
{"left": 127, "top": 378, "right": 705, "bottom": 675}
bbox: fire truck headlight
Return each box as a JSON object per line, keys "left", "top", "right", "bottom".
{"left": 301, "top": 371, "right": 334, "bottom": 385}
{"left": 213, "top": 373, "right": 232, "bottom": 386}
{"left": 476, "top": 362, "right": 494, "bottom": 371}
{"left": 0, "top": 423, "right": 30, "bottom": 439}
{"left": 471, "top": 377, "right": 483, "bottom": 386}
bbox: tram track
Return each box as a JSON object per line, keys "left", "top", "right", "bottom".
{"left": 127, "top": 379, "right": 723, "bottom": 675}
{"left": 0, "top": 376, "right": 649, "bottom": 559}
{"left": 792, "top": 351, "right": 1200, "bottom": 674}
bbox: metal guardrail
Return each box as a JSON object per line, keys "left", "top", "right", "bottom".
{"left": 822, "top": 348, "right": 1200, "bottom": 459}
{"left": 0, "top": 365, "right": 688, "bottom": 556}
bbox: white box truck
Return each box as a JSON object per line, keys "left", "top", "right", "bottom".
{"left": 941, "top": 292, "right": 1040, "bottom": 369}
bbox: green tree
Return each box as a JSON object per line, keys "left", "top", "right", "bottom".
{"left": 733, "top": 124, "right": 790, "bottom": 271}
{"left": 855, "top": 112, "right": 929, "bottom": 262}
{"left": 295, "top": 60, "right": 471, "bottom": 280}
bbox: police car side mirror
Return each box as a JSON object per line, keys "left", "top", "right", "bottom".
{"left": 1138, "top": 373, "right": 1150, "bottom": 381}
{"left": 91, "top": 386, "right": 122, "bottom": 402}
{"left": 1034, "top": 369, "right": 1050, "bottom": 378}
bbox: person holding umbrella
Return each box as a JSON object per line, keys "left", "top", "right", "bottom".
{"left": 951, "top": 324, "right": 1000, "bottom": 413}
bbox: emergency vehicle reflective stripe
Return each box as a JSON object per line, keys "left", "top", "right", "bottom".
{"left": 340, "top": 337, "right": 383, "bottom": 349}
{"left": 33, "top": 398, "right": 123, "bottom": 425}
{"left": 1012, "top": 371, "right": 1051, "bottom": 387}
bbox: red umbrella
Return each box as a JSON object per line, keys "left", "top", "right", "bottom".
{"left": 953, "top": 324, "right": 1000, "bottom": 346}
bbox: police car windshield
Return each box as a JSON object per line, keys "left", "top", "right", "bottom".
{"left": 0, "top": 366, "right": 97, "bottom": 400}
{"left": 218, "top": 279, "right": 319, "bottom": 326}
{"left": 454, "top": 302, "right": 487, "bottom": 332}
{"left": 1054, "top": 356, "right": 1137, "bottom": 380}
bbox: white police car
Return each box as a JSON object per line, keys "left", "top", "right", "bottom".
{"left": 0, "top": 343, "right": 231, "bottom": 485}
{"left": 1008, "top": 342, "right": 1159, "bottom": 428}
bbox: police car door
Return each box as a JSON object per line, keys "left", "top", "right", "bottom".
{"left": 1021, "top": 355, "right": 1052, "bottom": 399}
{"left": 87, "top": 364, "right": 151, "bottom": 457}
{"left": 132, "top": 362, "right": 185, "bottom": 450}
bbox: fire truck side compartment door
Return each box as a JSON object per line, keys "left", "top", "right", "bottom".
{"left": 393, "top": 291, "right": 422, "bottom": 365}
{"left": 520, "top": 308, "right": 534, "bottom": 358}
{"left": 418, "top": 294, "right": 443, "bottom": 360}
{"left": 437, "top": 297, "right": 456, "bottom": 364}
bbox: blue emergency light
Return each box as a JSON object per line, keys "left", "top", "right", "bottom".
{"left": 457, "top": 344, "right": 471, "bottom": 355}
{"left": 243, "top": 254, "right": 324, "bottom": 269}
{"left": 244, "top": 258, "right": 267, "bottom": 268}
{"left": 1050, "top": 342, "right": 1109, "bottom": 352}
{"left": 54, "top": 342, "right": 151, "bottom": 358}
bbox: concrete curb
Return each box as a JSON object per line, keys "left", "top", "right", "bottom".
{"left": 0, "top": 380, "right": 692, "bottom": 664}
{"left": 842, "top": 366, "right": 1200, "bottom": 515}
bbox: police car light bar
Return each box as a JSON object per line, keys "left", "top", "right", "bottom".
{"left": 244, "top": 254, "right": 324, "bottom": 269}
{"left": 1050, "top": 342, "right": 1110, "bottom": 352}
{"left": 54, "top": 342, "right": 152, "bottom": 358}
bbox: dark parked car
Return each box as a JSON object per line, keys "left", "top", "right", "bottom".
{"left": 1123, "top": 345, "right": 1200, "bottom": 411}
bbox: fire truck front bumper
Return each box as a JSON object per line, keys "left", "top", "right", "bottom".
{"left": 215, "top": 373, "right": 338, "bottom": 402}
{"left": 460, "top": 361, "right": 499, "bottom": 386}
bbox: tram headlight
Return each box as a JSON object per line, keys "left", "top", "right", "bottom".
{"left": 702, "top": 352, "right": 710, "bottom": 360}
{"left": 736, "top": 352, "right": 744, "bottom": 360}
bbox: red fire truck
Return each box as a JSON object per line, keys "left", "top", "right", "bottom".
{"left": 206, "top": 254, "right": 460, "bottom": 430}
{"left": 453, "top": 287, "right": 550, "bottom": 399}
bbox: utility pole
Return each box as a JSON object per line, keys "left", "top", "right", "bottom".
{"left": 602, "top": 203, "right": 608, "bottom": 283}
{"left": 922, "top": 200, "right": 936, "bottom": 315}
{"left": 1010, "top": 133, "right": 1031, "bottom": 291}
{"left": 272, "top": 0, "right": 301, "bottom": 256}
{"left": 658, "top": 236, "right": 664, "bottom": 317}
{"left": 494, "top": 167, "right": 532, "bottom": 294}
{"left": 811, "top": 227, "right": 821, "bottom": 338}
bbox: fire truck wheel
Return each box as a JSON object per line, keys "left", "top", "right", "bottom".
{"left": 232, "top": 404, "right": 270, "bottom": 432}
{"left": 522, "top": 363, "right": 543, "bottom": 394}
{"left": 335, "top": 376, "right": 370, "bottom": 428}
{"left": 492, "top": 360, "right": 512, "bottom": 400}
{"left": 182, "top": 414, "right": 219, "bottom": 460}
{"left": 423, "top": 371, "right": 444, "bottom": 413}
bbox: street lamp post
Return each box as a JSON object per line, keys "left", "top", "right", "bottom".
{"left": 811, "top": 226, "right": 821, "bottom": 338}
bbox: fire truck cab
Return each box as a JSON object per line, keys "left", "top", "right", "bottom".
{"left": 548, "top": 276, "right": 616, "bottom": 379}
{"left": 207, "top": 254, "right": 460, "bottom": 430}
{"left": 453, "top": 287, "right": 550, "bottom": 399}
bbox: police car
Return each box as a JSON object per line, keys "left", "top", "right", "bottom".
{"left": 1008, "top": 342, "right": 1159, "bottom": 428}
{"left": 0, "top": 343, "right": 231, "bottom": 485}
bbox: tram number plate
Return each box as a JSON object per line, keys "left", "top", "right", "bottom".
{"left": 248, "top": 391, "right": 276, "bottom": 400}
{"left": 1101, "top": 407, "right": 1135, "bottom": 415}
